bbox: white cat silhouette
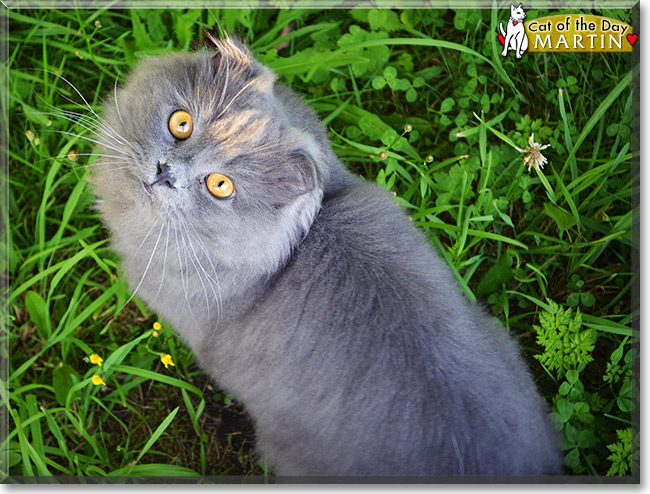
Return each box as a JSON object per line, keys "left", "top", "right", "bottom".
{"left": 500, "top": 4, "right": 529, "bottom": 58}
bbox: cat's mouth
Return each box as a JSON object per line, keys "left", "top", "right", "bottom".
{"left": 142, "top": 163, "right": 177, "bottom": 196}
{"left": 142, "top": 181, "right": 153, "bottom": 196}
{"left": 142, "top": 180, "right": 178, "bottom": 197}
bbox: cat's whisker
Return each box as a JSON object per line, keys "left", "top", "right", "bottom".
{"left": 32, "top": 159, "right": 130, "bottom": 173}
{"left": 178, "top": 226, "right": 207, "bottom": 318}
{"left": 68, "top": 163, "right": 132, "bottom": 173}
{"left": 188, "top": 220, "right": 224, "bottom": 325}
{"left": 52, "top": 110, "right": 138, "bottom": 154}
{"left": 42, "top": 104, "right": 124, "bottom": 139}
{"left": 42, "top": 129, "right": 136, "bottom": 158}
{"left": 44, "top": 69, "right": 137, "bottom": 152}
{"left": 43, "top": 70, "right": 100, "bottom": 115}
{"left": 180, "top": 224, "right": 213, "bottom": 324}
{"left": 50, "top": 161, "right": 133, "bottom": 173}
{"left": 117, "top": 220, "right": 165, "bottom": 314}
{"left": 216, "top": 77, "right": 256, "bottom": 121}
{"left": 35, "top": 155, "right": 132, "bottom": 172}
{"left": 114, "top": 73, "right": 144, "bottom": 148}
{"left": 62, "top": 111, "right": 138, "bottom": 154}
{"left": 35, "top": 152, "right": 131, "bottom": 163}
{"left": 216, "top": 59, "right": 230, "bottom": 112}
{"left": 150, "top": 218, "right": 171, "bottom": 306}
{"left": 75, "top": 160, "right": 131, "bottom": 167}
{"left": 180, "top": 231, "right": 192, "bottom": 296}
{"left": 174, "top": 223, "right": 201, "bottom": 330}
{"left": 37, "top": 91, "right": 138, "bottom": 154}
{"left": 182, "top": 222, "right": 222, "bottom": 324}
{"left": 172, "top": 225, "right": 188, "bottom": 311}
{"left": 184, "top": 222, "right": 220, "bottom": 289}
{"left": 32, "top": 107, "right": 137, "bottom": 155}
{"left": 192, "top": 241, "right": 223, "bottom": 325}
{"left": 131, "top": 217, "right": 161, "bottom": 261}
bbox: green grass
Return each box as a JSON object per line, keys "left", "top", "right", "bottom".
{"left": 3, "top": 6, "right": 638, "bottom": 480}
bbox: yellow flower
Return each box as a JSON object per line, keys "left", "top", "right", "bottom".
{"left": 161, "top": 354, "right": 175, "bottom": 369}
{"left": 378, "top": 151, "right": 387, "bottom": 160}
{"left": 89, "top": 353, "right": 103, "bottom": 367}
{"left": 404, "top": 123, "right": 413, "bottom": 133}
{"left": 153, "top": 321, "right": 162, "bottom": 330}
{"left": 91, "top": 375, "right": 106, "bottom": 386}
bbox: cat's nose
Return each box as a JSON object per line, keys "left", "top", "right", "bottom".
{"left": 152, "top": 162, "right": 176, "bottom": 189}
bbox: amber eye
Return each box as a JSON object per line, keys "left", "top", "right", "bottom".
{"left": 206, "top": 173, "right": 234, "bottom": 198}
{"left": 168, "top": 110, "right": 193, "bottom": 140}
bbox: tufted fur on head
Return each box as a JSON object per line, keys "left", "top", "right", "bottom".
{"left": 88, "top": 37, "right": 562, "bottom": 476}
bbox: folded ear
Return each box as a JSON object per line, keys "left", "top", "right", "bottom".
{"left": 205, "top": 33, "right": 254, "bottom": 66}
{"left": 276, "top": 151, "right": 318, "bottom": 198}
{"left": 206, "top": 33, "right": 277, "bottom": 92}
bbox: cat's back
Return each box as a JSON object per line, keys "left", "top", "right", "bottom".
{"left": 214, "top": 182, "right": 561, "bottom": 476}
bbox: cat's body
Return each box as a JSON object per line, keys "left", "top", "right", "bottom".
{"left": 500, "top": 4, "right": 529, "bottom": 58}
{"left": 196, "top": 183, "right": 561, "bottom": 476}
{"left": 90, "top": 37, "right": 561, "bottom": 476}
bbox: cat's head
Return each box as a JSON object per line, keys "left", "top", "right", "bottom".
{"left": 91, "top": 37, "right": 328, "bottom": 276}
{"left": 510, "top": 4, "right": 526, "bottom": 21}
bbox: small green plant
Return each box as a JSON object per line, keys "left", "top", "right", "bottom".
{"left": 566, "top": 274, "right": 596, "bottom": 308}
{"left": 606, "top": 428, "right": 638, "bottom": 476}
{"left": 534, "top": 300, "right": 596, "bottom": 379}
{"left": 533, "top": 300, "right": 637, "bottom": 476}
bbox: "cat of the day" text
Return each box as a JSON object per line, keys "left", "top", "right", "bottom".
{"left": 525, "top": 14, "right": 634, "bottom": 52}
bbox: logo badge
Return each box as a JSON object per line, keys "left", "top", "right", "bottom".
{"left": 498, "top": 6, "right": 636, "bottom": 54}
{"left": 498, "top": 4, "right": 529, "bottom": 58}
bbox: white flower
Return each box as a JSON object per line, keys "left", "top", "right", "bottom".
{"left": 516, "top": 133, "right": 551, "bottom": 171}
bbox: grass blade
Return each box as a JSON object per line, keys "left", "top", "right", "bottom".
{"left": 129, "top": 406, "right": 180, "bottom": 474}
{"left": 562, "top": 65, "right": 639, "bottom": 172}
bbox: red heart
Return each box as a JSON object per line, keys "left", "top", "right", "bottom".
{"left": 513, "top": 21, "right": 518, "bottom": 25}
{"left": 498, "top": 34, "right": 505, "bottom": 45}
{"left": 627, "top": 34, "right": 638, "bottom": 46}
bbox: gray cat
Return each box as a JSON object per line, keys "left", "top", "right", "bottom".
{"left": 88, "top": 36, "right": 562, "bottom": 476}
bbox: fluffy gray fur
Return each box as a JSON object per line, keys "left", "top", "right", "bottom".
{"left": 89, "top": 37, "right": 561, "bottom": 476}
